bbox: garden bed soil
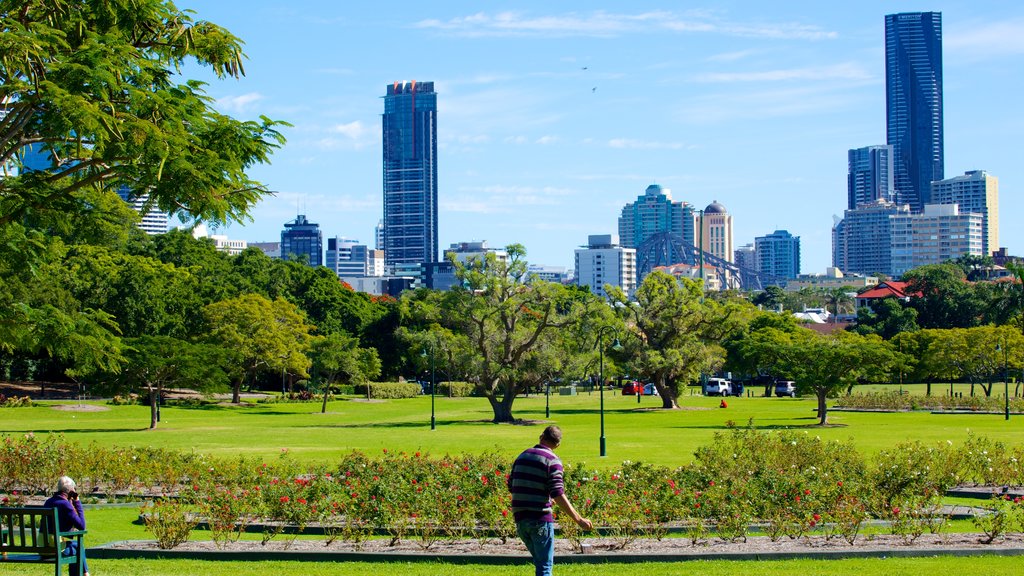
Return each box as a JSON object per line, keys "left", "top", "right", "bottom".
{"left": 104, "top": 532, "right": 1024, "bottom": 558}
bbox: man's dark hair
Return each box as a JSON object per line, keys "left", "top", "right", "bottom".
{"left": 541, "top": 425, "right": 562, "bottom": 445}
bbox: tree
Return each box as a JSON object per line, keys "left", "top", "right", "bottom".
{"left": 438, "top": 245, "right": 595, "bottom": 423}
{"left": 923, "top": 326, "right": 1024, "bottom": 397}
{"left": 902, "top": 264, "right": 985, "bottom": 329}
{"left": 114, "top": 336, "right": 230, "bottom": 428}
{"left": 607, "top": 271, "right": 752, "bottom": 409}
{"left": 853, "top": 297, "right": 920, "bottom": 339}
{"left": 724, "top": 312, "right": 803, "bottom": 395}
{"left": 0, "top": 0, "right": 287, "bottom": 227}
{"left": 309, "top": 332, "right": 381, "bottom": 413}
{"left": 771, "top": 330, "right": 900, "bottom": 425}
{"left": 751, "top": 285, "right": 786, "bottom": 311}
{"left": 202, "top": 294, "right": 314, "bottom": 403}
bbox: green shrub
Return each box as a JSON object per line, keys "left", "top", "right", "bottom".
{"left": 142, "top": 499, "right": 196, "bottom": 549}
{"left": 437, "top": 382, "right": 476, "bottom": 397}
{"left": 354, "top": 382, "right": 420, "bottom": 399}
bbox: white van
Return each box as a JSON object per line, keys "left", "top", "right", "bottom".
{"left": 703, "top": 378, "right": 731, "bottom": 396}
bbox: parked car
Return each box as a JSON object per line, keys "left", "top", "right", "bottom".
{"left": 774, "top": 380, "right": 797, "bottom": 397}
{"left": 643, "top": 383, "right": 659, "bottom": 396}
{"left": 728, "top": 380, "right": 744, "bottom": 397}
{"left": 703, "top": 378, "right": 731, "bottom": 396}
{"left": 622, "top": 381, "right": 644, "bottom": 395}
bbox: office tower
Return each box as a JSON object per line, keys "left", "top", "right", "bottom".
{"left": 375, "top": 219, "right": 385, "bottom": 251}
{"left": 755, "top": 230, "right": 800, "bottom": 280}
{"left": 117, "top": 186, "right": 169, "bottom": 235}
{"left": 280, "top": 214, "right": 322, "bottom": 266}
{"left": 886, "top": 12, "right": 943, "bottom": 212}
{"left": 699, "top": 201, "right": 734, "bottom": 263}
{"left": 445, "top": 241, "right": 508, "bottom": 268}
{"left": 931, "top": 170, "right": 999, "bottom": 255}
{"left": 618, "top": 184, "right": 695, "bottom": 249}
{"left": 848, "top": 145, "right": 894, "bottom": 209}
{"left": 890, "top": 204, "right": 983, "bottom": 276}
{"left": 382, "top": 81, "right": 438, "bottom": 266}
{"left": 527, "top": 265, "right": 570, "bottom": 284}
{"left": 574, "top": 234, "right": 637, "bottom": 299}
{"left": 326, "top": 237, "right": 370, "bottom": 277}
{"left": 734, "top": 243, "right": 757, "bottom": 271}
{"left": 250, "top": 242, "right": 281, "bottom": 259}
{"left": 833, "top": 199, "right": 908, "bottom": 276}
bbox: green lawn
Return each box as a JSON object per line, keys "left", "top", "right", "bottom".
{"left": 5, "top": 390, "right": 1024, "bottom": 468}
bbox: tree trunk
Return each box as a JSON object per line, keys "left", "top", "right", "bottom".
{"left": 489, "top": 393, "right": 515, "bottom": 423}
{"left": 816, "top": 390, "right": 828, "bottom": 426}
{"left": 321, "top": 381, "right": 330, "bottom": 414}
{"left": 232, "top": 378, "right": 242, "bottom": 404}
{"left": 659, "top": 377, "right": 680, "bottom": 409}
{"left": 148, "top": 386, "right": 158, "bottom": 430}
{"left": 926, "top": 381, "right": 932, "bottom": 396}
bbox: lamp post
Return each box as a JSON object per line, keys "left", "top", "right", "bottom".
{"left": 421, "top": 346, "right": 436, "bottom": 430}
{"left": 597, "top": 327, "right": 623, "bottom": 457}
{"left": 545, "top": 380, "right": 551, "bottom": 419}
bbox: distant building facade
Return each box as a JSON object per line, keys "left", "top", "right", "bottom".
{"left": 528, "top": 265, "right": 570, "bottom": 284}
{"left": 280, "top": 214, "right": 322, "bottom": 266}
{"left": 192, "top": 224, "right": 247, "bottom": 255}
{"left": 833, "top": 199, "right": 909, "bottom": 276}
{"left": 382, "top": 81, "right": 438, "bottom": 266}
{"left": 734, "top": 243, "right": 757, "bottom": 271}
{"left": 574, "top": 234, "right": 637, "bottom": 299}
{"left": 699, "top": 201, "right": 734, "bottom": 263}
{"left": 326, "top": 237, "right": 373, "bottom": 277}
{"left": 886, "top": 12, "right": 944, "bottom": 211}
{"left": 848, "top": 145, "right": 894, "bottom": 209}
{"left": 618, "top": 184, "right": 695, "bottom": 249}
{"left": 931, "top": 170, "right": 999, "bottom": 255}
{"left": 250, "top": 242, "right": 281, "bottom": 259}
{"left": 755, "top": 230, "right": 800, "bottom": 280}
{"left": 117, "top": 186, "right": 168, "bottom": 235}
{"left": 890, "top": 203, "right": 983, "bottom": 277}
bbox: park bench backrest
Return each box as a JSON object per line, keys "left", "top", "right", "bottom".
{"left": 0, "top": 506, "right": 62, "bottom": 555}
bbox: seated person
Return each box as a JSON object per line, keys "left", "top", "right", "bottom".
{"left": 43, "top": 476, "right": 88, "bottom": 576}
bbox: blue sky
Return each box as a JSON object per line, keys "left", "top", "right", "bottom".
{"left": 187, "top": 1, "right": 1024, "bottom": 273}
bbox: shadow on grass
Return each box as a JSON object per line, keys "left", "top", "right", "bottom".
{"left": 0, "top": 427, "right": 150, "bottom": 433}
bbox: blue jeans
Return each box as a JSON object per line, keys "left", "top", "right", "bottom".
{"left": 516, "top": 519, "right": 555, "bottom": 576}
{"left": 63, "top": 540, "right": 88, "bottom": 576}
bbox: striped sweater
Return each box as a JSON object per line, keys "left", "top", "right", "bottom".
{"left": 507, "top": 444, "right": 564, "bottom": 522}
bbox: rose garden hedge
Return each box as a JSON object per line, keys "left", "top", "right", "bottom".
{"left": 3, "top": 430, "right": 1024, "bottom": 549}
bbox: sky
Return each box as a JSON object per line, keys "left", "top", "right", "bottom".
{"left": 184, "top": 1, "right": 1024, "bottom": 273}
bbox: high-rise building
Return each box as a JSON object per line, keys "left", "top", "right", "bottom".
{"left": 574, "top": 234, "right": 636, "bottom": 299}
{"left": 280, "top": 214, "right": 322, "bottom": 266}
{"left": 833, "top": 199, "right": 908, "bottom": 276}
{"left": 755, "top": 230, "right": 800, "bottom": 280}
{"left": 374, "top": 219, "right": 385, "bottom": 251}
{"left": 326, "top": 237, "right": 369, "bottom": 277}
{"left": 617, "top": 184, "right": 695, "bottom": 249}
{"left": 382, "top": 81, "right": 438, "bottom": 266}
{"left": 886, "top": 12, "right": 943, "bottom": 212}
{"left": 444, "top": 241, "right": 508, "bottom": 268}
{"left": 848, "top": 145, "right": 894, "bottom": 209}
{"left": 192, "top": 224, "right": 247, "bottom": 255}
{"left": 931, "top": 170, "right": 999, "bottom": 255}
{"left": 699, "top": 201, "right": 734, "bottom": 263}
{"left": 890, "top": 204, "right": 983, "bottom": 276}
{"left": 734, "top": 243, "right": 757, "bottom": 271}
{"left": 117, "top": 186, "right": 168, "bottom": 235}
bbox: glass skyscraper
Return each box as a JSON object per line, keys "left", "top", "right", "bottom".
{"left": 382, "top": 81, "right": 438, "bottom": 266}
{"left": 281, "top": 214, "right": 322, "bottom": 266}
{"left": 885, "top": 12, "right": 943, "bottom": 213}
{"left": 847, "top": 145, "right": 893, "bottom": 210}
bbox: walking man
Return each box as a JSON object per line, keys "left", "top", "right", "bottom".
{"left": 508, "top": 425, "right": 593, "bottom": 576}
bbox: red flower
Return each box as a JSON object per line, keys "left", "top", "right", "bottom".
{"left": 892, "top": 507, "right": 901, "bottom": 516}
{"left": 415, "top": 451, "right": 421, "bottom": 458}
{"left": 502, "top": 509, "right": 509, "bottom": 518}
{"left": 708, "top": 481, "right": 715, "bottom": 487}
{"left": 795, "top": 496, "right": 801, "bottom": 502}
{"left": 280, "top": 496, "right": 290, "bottom": 503}
{"left": 837, "top": 481, "right": 843, "bottom": 487}
{"left": 297, "top": 498, "right": 307, "bottom": 505}
{"left": 804, "top": 489, "right": 811, "bottom": 495}
{"left": 813, "top": 513, "right": 821, "bottom": 521}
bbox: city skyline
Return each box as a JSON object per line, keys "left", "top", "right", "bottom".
{"left": 183, "top": 1, "right": 1024, "bottom": 273}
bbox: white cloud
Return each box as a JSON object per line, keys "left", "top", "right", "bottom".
{"left": 695, "top": 63, "right": 872, "bottom": 83}
{"left": 946, "top": 19, "right": 1024, "bottom": 58}
{"left": 216, "top": 92, "right": 264, "bottom": 114}
{"left": 536, "top": 135, "right": 559, "bottom": 145}
{"left": 332, "top": 121, "right": 369, "bottom": 139}
{"left": 607, "top": 138, "right": 686, "bottom": 150}
{"left": 414, "top": 10, "right": 835, "bottom": 40}
{"left": 443, "top": 184, "right": 574, "bottom": 213}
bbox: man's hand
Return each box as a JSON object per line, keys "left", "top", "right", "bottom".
{"left": 576, "top": 517, "right": 593, "bottom": 531}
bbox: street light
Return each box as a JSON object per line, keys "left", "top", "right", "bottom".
{"left": 597, "top": 327, "right": 623, "bottom": 457}
{"left": 545, "top": 380, "right": 551, "bottom": 419}
{"left": 998, "top": 339, "right": 1010, "bottom": 421}
{"left": 421, "top": 345, "right": 436, "bottom": 430}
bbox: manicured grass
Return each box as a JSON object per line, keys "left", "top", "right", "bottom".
{"left": 2, "top": 555, "right": 1021, "bottom": 576}
{"left": 6, "top": 390, "right": 1024, "bottom": 468}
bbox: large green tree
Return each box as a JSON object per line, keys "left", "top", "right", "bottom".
{"left": 309, "top": 332, "right": 381, "bottom": 413}
{"left": 202, "top": 294, "right": 314, "bottom": 403}
{"left": 608, "top": 271, "right": 752, "bottom": 409}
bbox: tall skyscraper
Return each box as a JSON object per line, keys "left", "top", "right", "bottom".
{"left": 382, "top": 81, "right": 438, "bottom": 266}
{"left": 755, "top": 230, "right": 800, "bottom": 280}
{"left": 931, "top": 170, "right": 999, "bottom": 255}
{"left": 886, "top": 12, "right": 943, "bottom": 212}
{"left": 890, "top": 204, "right": 983, "bottom": 276}
{"left": 699, "top": 201, "right": 734, "bottom": 263}
{"left": 617, "top": 184, "right": 695, "bottom": 249}
{"left": 848, "top": 145, "right": 894, "bottom": 209}
{"left": 117, "top": 186, "right": 168, "bottom": 235}
{"left": 280, "top": 214, "right": 322, "bottom": 266}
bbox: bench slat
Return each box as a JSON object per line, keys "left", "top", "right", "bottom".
{"left": 0, "top": 506, "right": 85, "bottom": 567}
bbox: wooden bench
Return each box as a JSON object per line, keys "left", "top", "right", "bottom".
{"left": 0, "top": 506, "right": 86, "bottom": 575}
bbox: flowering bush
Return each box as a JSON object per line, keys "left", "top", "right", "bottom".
{"left": 141, "top": 498, "right": 196, "bottom": 549}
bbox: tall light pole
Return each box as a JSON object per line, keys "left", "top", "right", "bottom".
{"left": 421, "top": 345, "right": 436, "bottom": 430}
{"left": 545, "top": 380, "right": 551, "bottom": 419}
{"left": 597, "top": 327, "right": 623, "bottom": 457}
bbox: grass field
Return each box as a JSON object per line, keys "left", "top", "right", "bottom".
{"left": 3, "top": 387, "right": 1022, "bottom": 468}
{"left": 4, "top": 389, "right": 1024, "bottom": 575}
